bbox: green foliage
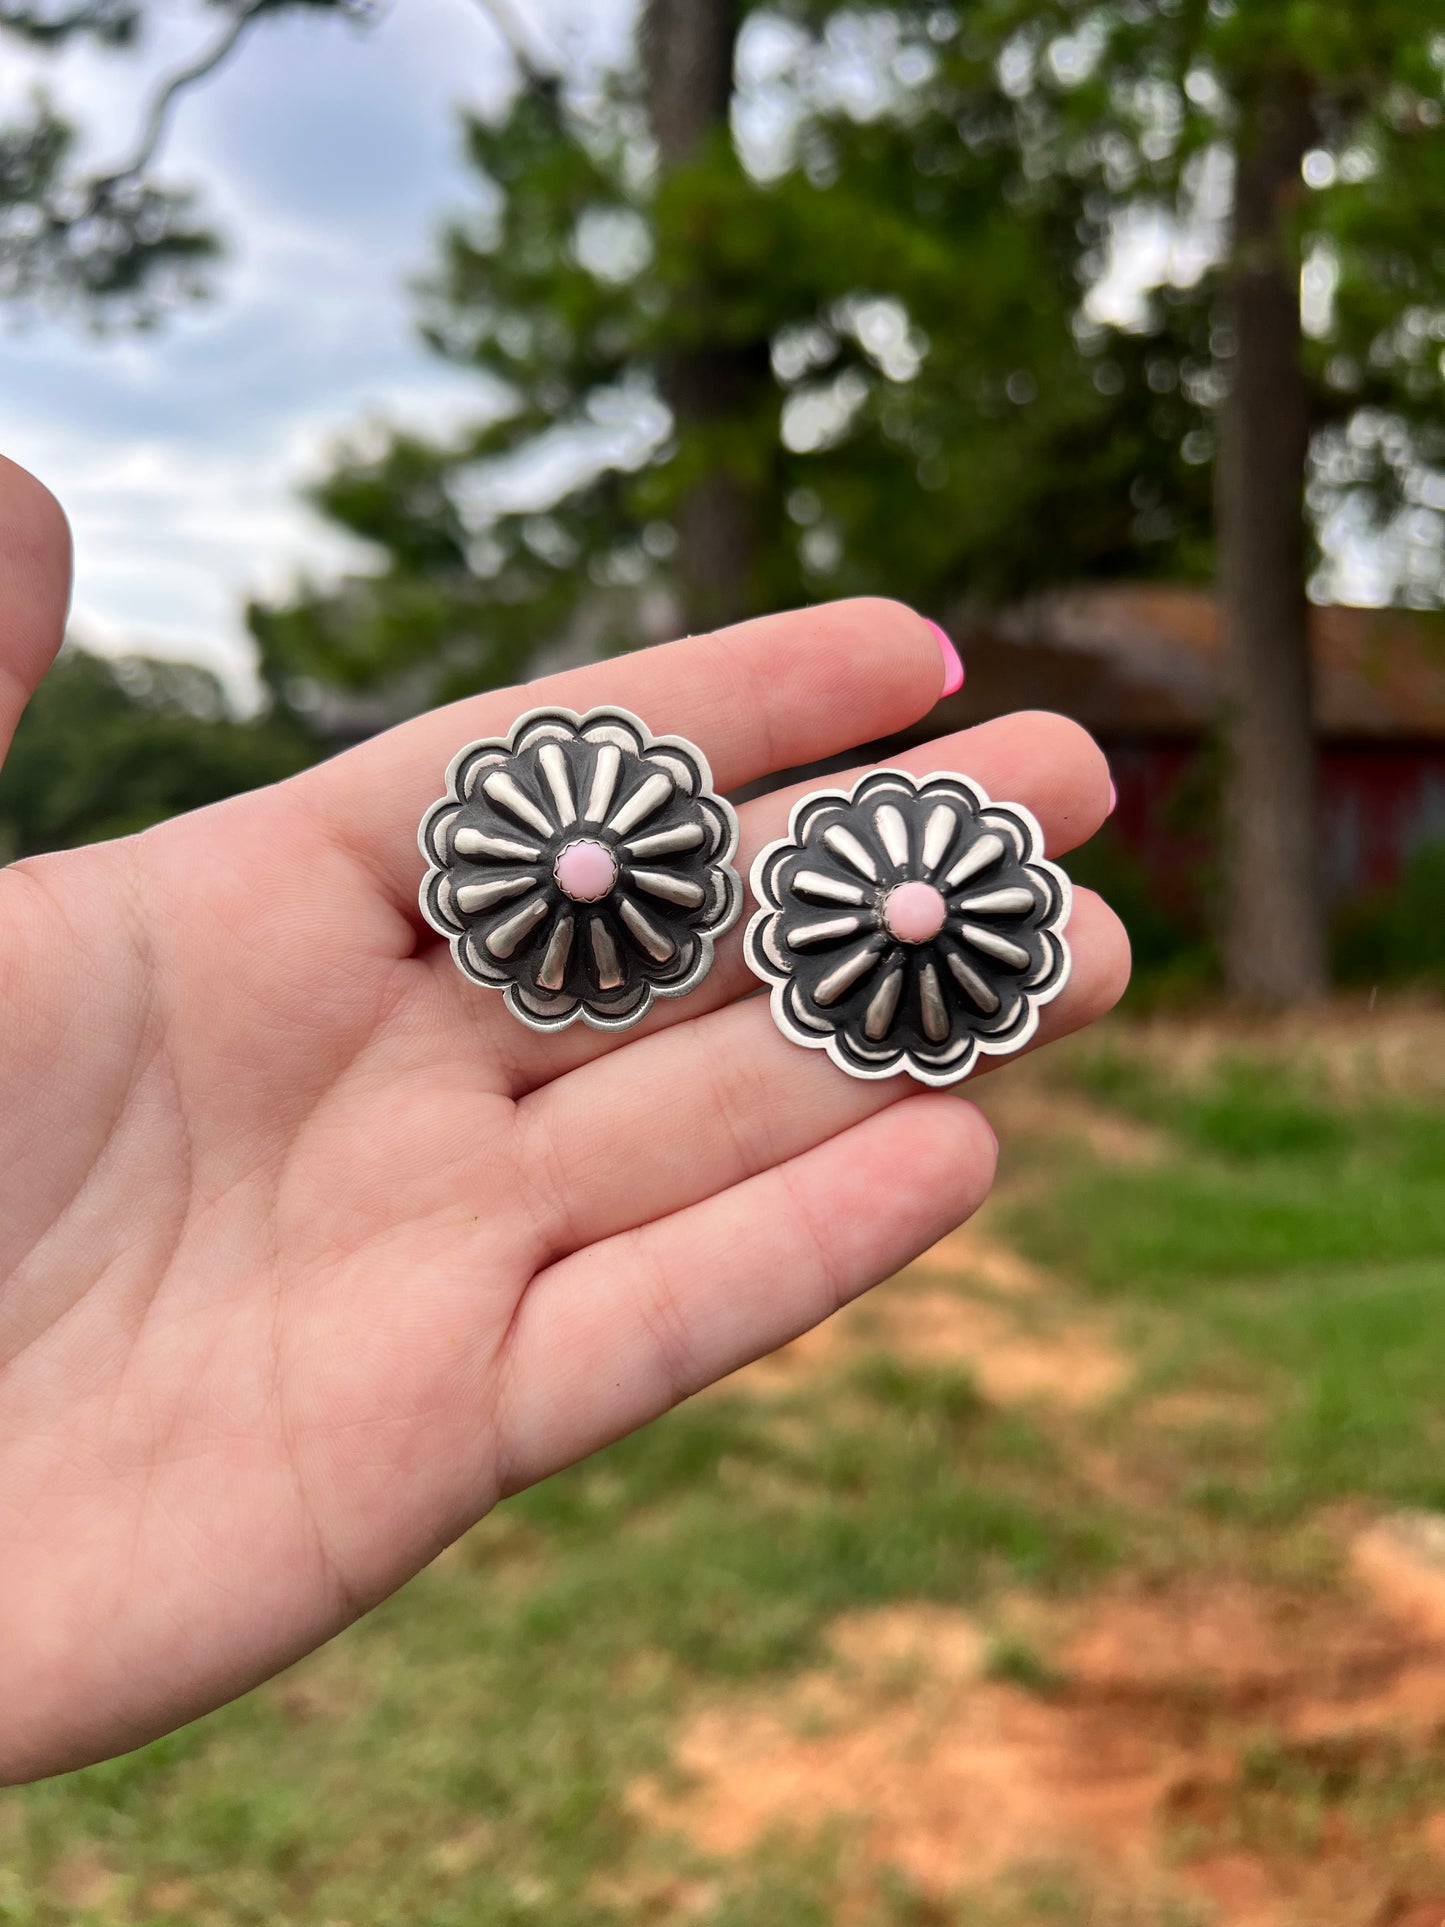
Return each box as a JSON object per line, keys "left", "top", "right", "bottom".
{"left": 253, "top": 0, "right": 1445, "bottom": 719}
{"left": 251, "top": 10, "right": 1228, "bottom": 710}
{"left": 0, "top": 90, "right": 216, "bottom": 319}
{"left": 0, "top": 647, "right": 312, "bottom": 857}
{"left": 1066, "top": 824, "right": 1216, "bottom": 997}
{"left": 1334, "top": 838, "right": 1445, "bottom": 988}
{"left": 984, "top": 1635, "right": 1065, "bottom": 1695}
{"left": 0, "top": 0, "right": 359, "bottom": 325}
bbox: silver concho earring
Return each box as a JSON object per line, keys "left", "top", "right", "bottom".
{"left": 419, "top": 706, "right": 742, "bottom": 1031}
{"left": 745, "top": 769, "right": 1070, "bottom": 1085}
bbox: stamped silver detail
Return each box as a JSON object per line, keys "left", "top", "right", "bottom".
{"left": 624, "top": 822, "right": 705, "bottom": 859}
{"left": 744, "top": 769, "right": 1071, "bottom": 1085}
{"left": 538, "top": 741, "right": 578, "bottom": 825}
{"left": 419, "top": 705, "right": 742, "bottom": 1031}
{"left": 629, "top": 867, "right": 707, "bottom": 910}
{"left": 454, "top": 874, "right": 538, "bottom": 914}
{"left": 454, "top": 827, "right": 542, "bottom": 863}
{"left": 788, "top": 916, "right": 865, "bottom": 949}
{"left": 822, "top": 824, "right": 880, "bottom": 882}
{"left": 792, "top": 870, "right": 868, "bottom": 907}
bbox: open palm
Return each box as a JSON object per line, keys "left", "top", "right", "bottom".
{"left": 0, "top": 457, "right": 1127, "bottom": 1783}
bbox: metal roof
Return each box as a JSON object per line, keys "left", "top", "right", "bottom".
{"left": 936, "top": 585, "right": 1445, "bottom": 742}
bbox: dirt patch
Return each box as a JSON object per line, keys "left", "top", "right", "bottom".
{"left": 1353, "top": 1513, "right": 1445, "bottom": 1645}
{"left": 981, "top": 1079, "right": 1171, "bottom": 1167}
{"left": 904, "top": 1213, "right": 1051, "bottom": 1295}
{"left": 735, "top": 1284, "right": 1125, "bottom": 1410}
{"left": 1140, "top": 1388, "right": 1267, "bottom": 1431}
{"left": 1110, "top": 999, "right": 1445, "bottom": 1104}
{"left": 633, "top": 1551, "right": 1445, "bottom": 1923}
{"left": 630, "top": 1615, "right": 1173, "bottom": 1897}
{"left": 730, "top": 1208, "right": 1127, "bottom": 1412}
{"left": 827, "top": 1603, "right": 990, "bottom": 1686}
{"left": 48, "top": 1851, "right": 121, "bottom": 1912}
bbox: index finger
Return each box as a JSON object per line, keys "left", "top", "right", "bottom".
{"left": 293, "top": 598, "right": 950, "bottom": 912}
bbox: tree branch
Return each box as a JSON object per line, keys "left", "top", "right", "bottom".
{"left": 467, "top": 0, "right": 558, "bottom": 89}
{"left": 92, "top": 0, "right": 266, "bottom": 194}
{"left": 0, "top": 0, "right": 139, "bottom": 47}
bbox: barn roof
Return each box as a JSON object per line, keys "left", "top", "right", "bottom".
{"left": 936, "top": 585, "right": 1445, "bottom": 742}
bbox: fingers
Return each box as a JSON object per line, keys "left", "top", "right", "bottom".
{"left": 435, "top": 707, "right": 1112, "bottom": 1094}
{"left": 495, "top": 1093, "right": 999, "bottom": 1495}
{"left": 0, "top": 457, "right": 72, "bottom": 766}
{"left": 518, "top": 887, "right": 1128, "bottom": 1263}
{"left": 295, "top": 597, "right": 950, "bottom": 909}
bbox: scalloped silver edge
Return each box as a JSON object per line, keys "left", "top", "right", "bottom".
{"left": 744, "top": 767, "right": 1072, "bottom": 1086}
{"left": 419, "top": 704, "right": 742, "bottom": 1032}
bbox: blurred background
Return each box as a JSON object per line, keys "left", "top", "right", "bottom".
{"left": 2, "top": 1, "right": 1444, "bottom": 1920}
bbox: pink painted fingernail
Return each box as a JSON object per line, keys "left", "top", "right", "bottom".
{"left": 1106, "top": 779, "right": 1118, "bottom": 817}
{"left": 927, "top": 619, "right": 964, "bottom": 698}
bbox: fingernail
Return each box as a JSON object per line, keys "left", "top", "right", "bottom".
{"left": 1106, "top": 778, "right": 1118, "bottom": 817}
{"left": 927, "top": 619, "right": 964, "bottom": 697}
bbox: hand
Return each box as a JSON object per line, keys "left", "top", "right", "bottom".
{"left": 0, "top": 456, "right": 1128, "bottom": 1783}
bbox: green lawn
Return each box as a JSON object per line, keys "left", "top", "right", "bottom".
{"left": 1011, "top": 1043, "right": 1445, "bottom": 1517}
{"left": 4, "top": 1007, "right": 1444, "bottom": 1925}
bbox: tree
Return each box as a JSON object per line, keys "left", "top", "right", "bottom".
{"left": 252, "top": 2, "right": 1216, "bottom": 719}
{"left": 1209, "top": 14, "right": 1445, "bottom": 1001}
{"left": 0, "top": 646, "right": 311, "bottom": 856}
{"left": 1, "top": 1, "right": 323, "bottom": 323}
{"left": 8, "top": 2, "right": 1444, "bottom": 1002}
{"left": 943, "top": 2, "right": 1445, "bottom": 999}
{"left": 0, "top": 0, "right": 513, "bottom": 324}
{"left": 644, "top": 0, "right": 764, "bottom": 626}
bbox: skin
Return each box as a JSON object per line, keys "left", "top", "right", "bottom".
{"left": 0, "top": 454, "right": 1129, "bottom": 1784}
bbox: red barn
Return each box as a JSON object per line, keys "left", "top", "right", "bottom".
{"left": 922, "top": 585, "right": 1445, "bottom": 909}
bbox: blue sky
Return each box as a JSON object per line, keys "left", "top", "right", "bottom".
{"left": 1, "top": 0, "right": 632, "bottom": 702}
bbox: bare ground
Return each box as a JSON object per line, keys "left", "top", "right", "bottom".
{"left": 646, "top": 1142, "right": 1445, "bottom": 1924}
{"left": 632, "top": 1527, "right": 1445, "bottom": 1923}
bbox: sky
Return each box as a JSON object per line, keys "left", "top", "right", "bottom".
{"left": 1, "top": 0, "right": 632, "bottom": 703}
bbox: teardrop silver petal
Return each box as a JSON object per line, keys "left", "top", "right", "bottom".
{"left": 792, "top": 870, "right": 868, "bottom": 907}
{"left": 863, "top": 966, "right": 904, "bottom": 1041}
{"left": 630, "top": 868, "right": 706, "bottom": 910}
{"left": 485, "top": 895, "right": 551, "bottom": 959}
{"left": 454, "top": 874, "right": 539, "bottom": 914}
{"left": 944, "top": 833, "right": 1007, "bottom": 889}
{"left": 618, "top": 896, "right": 676, "bottom": 964}
{"left": 608, "top": 771, "right": 674, "bottom": 839}
{"left": 482, "top": 771, "right": 555, "bottom": 840}
{"left": 822, "top": 824, "right": 880, "bottom": 883}
{"left": 814, "top": 939, "right": 885, "bottom": 1005}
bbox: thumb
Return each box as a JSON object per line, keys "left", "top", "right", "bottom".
{"left": 0, "top": 455, "right": 72, "bottom": 770}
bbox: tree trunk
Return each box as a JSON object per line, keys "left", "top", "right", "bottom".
{"left": 1217, "top": 71, "right": 1327, "bottom": 1003}
{"left": 643, "top": 0, "right": 758, "bottom": 632}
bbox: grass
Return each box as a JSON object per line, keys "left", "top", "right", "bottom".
{"left": 4, "top": 1006, "right": 1445, "bottom": 1924}
{"left": 0, "top": 1360, "right": 1110, "bottom": 1926}
{"left": 1007, "top": 1044, "right": 1445, "bottom": 1517}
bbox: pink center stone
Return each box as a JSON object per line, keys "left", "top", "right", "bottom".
{"left": 882, "top": 879, "right": 947, "bottom": 945}
{"left": 554, "top": 837, "right": 618, "bottom": 903}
